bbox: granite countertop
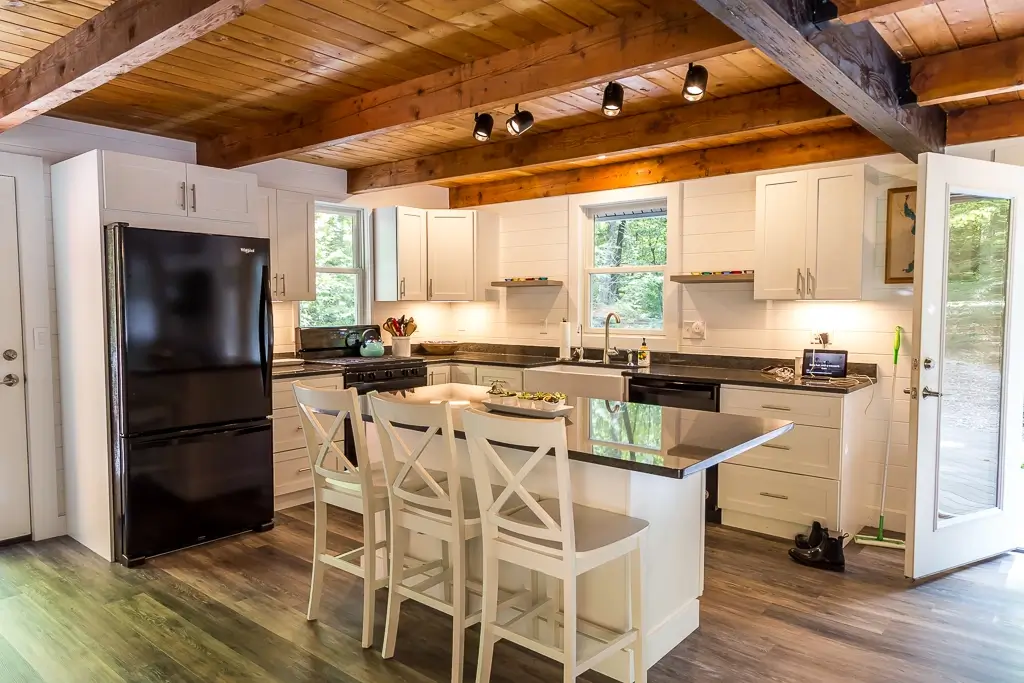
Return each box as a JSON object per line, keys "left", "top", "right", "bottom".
{"left": 414, "top": 352, "right": 558, "bottom": 368}
{"left": 356, "top": 384, "right": 793, "bottom": 479}
{"left": 623, "top": 364, "right": 875, "bottom": 394}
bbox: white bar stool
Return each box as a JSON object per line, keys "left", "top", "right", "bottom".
{"left": 462, "top": 408, "right": 649, "bottom": 683}
{"left": 369, "top": 393, "right": 529, "bottom": 683}
{"left": 293, "top": 382, "right": 389, "bottom": 649}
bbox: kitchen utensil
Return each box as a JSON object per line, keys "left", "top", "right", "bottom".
{"left": 420, "top": 341, "right": 458, "bottom": 355}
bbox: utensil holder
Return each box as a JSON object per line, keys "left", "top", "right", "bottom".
{"left": 392, "top": 336, "right": 412, "bottom": 357}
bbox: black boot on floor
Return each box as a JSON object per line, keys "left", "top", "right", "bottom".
{"left": 794, "top": 520, "right": 828, "bottom": 550}
{"left": 789, "top": 532, "right": 847, "bottom": 572}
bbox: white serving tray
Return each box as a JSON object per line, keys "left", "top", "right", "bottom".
{"left": 481, "top": 398, "right": 573, "bottom": 419}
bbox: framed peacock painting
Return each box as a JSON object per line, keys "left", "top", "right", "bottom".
{"left": 885, "top": 186, "right": 917, "bottom": 284}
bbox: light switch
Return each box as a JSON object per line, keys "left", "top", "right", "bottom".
{"left": 33, "top": 327, "right": 48, "bottom": 350}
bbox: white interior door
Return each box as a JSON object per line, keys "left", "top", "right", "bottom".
{"left": 0, "top": 175, "right": 32, "bottom": 542}
{"left": 907, "top": 153, "right": 1024, "bottom": 579}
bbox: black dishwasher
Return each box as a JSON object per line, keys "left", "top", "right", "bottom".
{"left": 627, "top": 377, "right": 722, "bottom": 523}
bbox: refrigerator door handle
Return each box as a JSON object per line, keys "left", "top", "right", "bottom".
{"left": 259, "top": 265, "right": 273, "bottom": 396}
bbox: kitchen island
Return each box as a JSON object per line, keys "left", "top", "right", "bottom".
{"left": 348, "top": 383, "right": 792, "bottom": 681}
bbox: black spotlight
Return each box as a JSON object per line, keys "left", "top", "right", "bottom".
{"left": 602, "top": 81, "right": 624, "bottom": 117}
{"left": 682, "top": 63, "right": 709, "bottom": 102}
{"left": 473, "top": 113, "right": 494, "bottom": 142}
{"left": 506, "top": 104, "right": 534, "bottom": 136}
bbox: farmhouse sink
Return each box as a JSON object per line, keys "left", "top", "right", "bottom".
{"left": 523, "top": 364, "right": 628, "bottom": 401}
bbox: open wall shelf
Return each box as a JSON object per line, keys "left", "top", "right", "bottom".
{"left": 670, "top": 273, "right": 754, "bottom": 284}
{"left": 491, "top": 280, "right": 564, "bottom": 288}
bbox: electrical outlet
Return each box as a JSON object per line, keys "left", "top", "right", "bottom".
{"left": 811, "top": 331, "right": 833, "bottom": 347}
{"left": 682, "top": 320, "right": 707, "bottom": 340}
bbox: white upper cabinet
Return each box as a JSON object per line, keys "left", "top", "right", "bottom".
{"left": 427, "top": 210, "right": 476, "bottom": 301}
{"left": 259, "top": 187, "right": 315, "bottom": 302}
{"left": 185, "top": 164, "right": 257, "bottom": 223}
{"left": 102, "top": 152, "right": 188, "bottom": 216}
{"left": 101, "top": 151, "right": 257, "bottom": 224}
{"left": 375, "top": 207, "right": 495, "bottom": 302}
{"left": 754, "top": 164, "right": 865, "bottom": 301}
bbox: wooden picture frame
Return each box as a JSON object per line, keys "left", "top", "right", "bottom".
{"left": 885, "top": 186, "right": 917, "bottom": 284}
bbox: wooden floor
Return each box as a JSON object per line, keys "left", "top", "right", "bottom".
{"left": 1, "top": 505, "right": 1022, "bottom": 683}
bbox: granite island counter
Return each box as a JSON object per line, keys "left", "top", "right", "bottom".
{"left": 330, "top": 383, "right": 792, "bottom": 680}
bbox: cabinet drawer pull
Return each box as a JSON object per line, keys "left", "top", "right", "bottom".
{"left": 400, "top": 277, "right": 406, "bottom": 299}
{"left": 180, "top": 182, "right": 187, "bottom": 210}
{"left": 281, "top": 273, "right": 286, "bottom": 296}
{"left": 273, "top": 274, "right": 279, "bottom": 297}
{"left": 190, "top": 183, "right": 197, "bottom": 212}
{"left": 297, "top": 467, "right": 311, "bottom": 473}
{"left": 759, "top": 492, "right": 789, "bottom": 500}
{"left": 428, "top": 278, "right": 433, "bottom": 299}
{"left": 761, "top": 443, "right": 791, "bottom": 451}
{"left": 761, "top": 404, "right": 791, "bottom": 411}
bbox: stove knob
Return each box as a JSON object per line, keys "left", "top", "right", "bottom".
{"left": 351, "top": 372, "right": 363, "bottom": 383}
{"left": 385, "top": 370, "right": 394, "bottom": 379}
{"left": 366, "top": 371, "right": 377, "bottom": 382}
{"left": 400, "top": 368, "right": 409, "bottom": 376}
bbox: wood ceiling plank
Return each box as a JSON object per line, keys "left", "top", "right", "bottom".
{"left": 536, "top": 0, "right": 618, "bottom": 24}
{"left": 197, "top": 5, "right": 748, "bottom": 167}
{"left": 831, "top": 0, "right": 941, "bottom": 23}
{"left": 939, "top": 0, "right": 998, "bottom": 48}
{"left": 871, "top": 13, "right": 923, "bottom": 58}
{"left": 895, "top": 3, "right": 958, "bottom": 54}
{"left": 690, "top": 0, "right": 946, "bottom": 158}
{"left": 167, "top": 48, "right": 335, "bottom": 105}
{"left": 500, "top": 0, "right": 588, "bottom": 33}
{"left": 947, "top": 98, "right": 1024, "bottom": 144}
{"left": 448, "top": 126, "right": 889, "bottom": 207}
{"left": 347, "top": 83, "right": 845, "bottom": 191}
{"left": 911, "top": 36, "right": 1024, "bottom": 105}
{"left": 0, "top": 0, "right": 272, "bottom": 130}
{"left": 985, "top": 0, "right": 1024, "bottom": 40}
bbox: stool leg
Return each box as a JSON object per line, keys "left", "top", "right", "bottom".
{"left": 361, "top": 505, "right": 378, "bottom": 649}
{"left": 475, "top": 542, "right": 499, "bottom": 683}
{"left": 629, "top": 546, "right": 646, "bottom": 683}
{"left": 441, "top": 539, "right": 453, "bottom": 604}
{"left": 450, "top": 536, "right": 467, "bottom": 683}
{"left": 383, "top": 524, "right": 408, "bottom": 659}
{"left": 306, "top": 499, "right": 328, "bottom": 621}
{"left": 562, "top": 576, "right": 577, "bottom": 683}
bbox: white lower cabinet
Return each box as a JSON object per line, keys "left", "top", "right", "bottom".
{"left": 272, "top": 373, "right": 342, "bottom": 508}
{"left": 427, "top": 365, "right": 451, "bottom": 385}
{"left": 426, "top": 363, "right": 524, "bottom": 392}
{"left": 450, "top": 364, "right": 477, "bottom": 384}
{"left": 718, "top": 385, "right": 870, "bottom": 542}
{"left": 477, "top": 366, "right": 524, "bottom": 392}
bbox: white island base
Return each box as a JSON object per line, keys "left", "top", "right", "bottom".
{"left": 353, "top": 426, "right": 707, "bottom": 681}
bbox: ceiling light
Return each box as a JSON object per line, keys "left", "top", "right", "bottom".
{"left": 682, "top": 63, "right": 709, "bottom": 102}
{"left": 506, "top": 104, "right": 534, "bottom": 136}
{"left": 602, "top": 81, "right": 624, "bottom": 117}
{"left": 472, "top": 113, "right": 493, "bottom": 142}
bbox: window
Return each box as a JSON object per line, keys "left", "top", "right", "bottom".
{"left": 585, "top": 205, "right": 667, "bottom": 331}
{"left": 299, "top": 205, "right": 366, "bottom": 327}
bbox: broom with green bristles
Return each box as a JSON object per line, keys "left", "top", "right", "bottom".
{"left": 855, "top": 326, "right": 907, "bottom": 550}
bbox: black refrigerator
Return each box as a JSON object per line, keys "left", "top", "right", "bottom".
{"left": 106, "top": 223, "right": 275, "bottom": 567}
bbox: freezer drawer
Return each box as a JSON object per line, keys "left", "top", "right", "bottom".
{"left": 116, "top": 421, "right": 273, "bottom": 565}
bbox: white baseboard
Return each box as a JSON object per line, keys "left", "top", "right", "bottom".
{"left": 274, "top": 489, "right": 313, "bottom": 511}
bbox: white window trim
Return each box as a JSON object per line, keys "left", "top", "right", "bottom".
{"left": 583, "top": 209, "right": 668, "bottom": 336}
{"left": 300, "top": 203, "right": 369, "bottom": 326}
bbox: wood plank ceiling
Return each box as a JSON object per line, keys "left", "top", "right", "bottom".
{"left": 1, "top": 0, "right": 1023, "bottom": 201}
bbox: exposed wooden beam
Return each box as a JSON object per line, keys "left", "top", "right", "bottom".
{"left": 911, "top": 37, "right": 1024, "bottom": 107}
{"left": 0, "top": 0, "right": 269, "bottom": 131}
{"left": 449, "top": 126, "right": 890, "bottom": 208}
{"left": 946, "top": 100, "right": 1024, "bottom": 146}
{"left": 347, "top": 84, "right": 846, "bottom": 193}
{"left": 196, "top": 5, "right": 749, "bottom": 168}
{"left": 690, "top": 0, "right": 945, "bottom": 160}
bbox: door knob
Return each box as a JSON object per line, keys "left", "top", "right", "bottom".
{"left": 2, "top": 373, "right": 19, "bottom": 387}
{"left": 2, "top": 349, "right": 15, "bottom": 361}
{"left": 921, "top": 386, "right": 942, "bottom": 398}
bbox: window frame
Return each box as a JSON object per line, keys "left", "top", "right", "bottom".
{"left": 583, "top": 207, "right": 668, "bottom": 336}
{"left": 298, "top": 203, "right": 369, "bottom": 328}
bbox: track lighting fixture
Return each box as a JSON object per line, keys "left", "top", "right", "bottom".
{"left": 602, "top": 81, "right": 624, "bottom": 117}
{"left": 506, "top": 104, "right": 534, "bottom": 136}
{"left": 682, "top": 63, "right": 709, "bottom": 102}
{"left": 472, "top": 113, "right": 494, "bottom": 142}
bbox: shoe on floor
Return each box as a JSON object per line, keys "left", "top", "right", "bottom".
{"left": 789, "top": 532, "right": 846, "bottom": 572}
{"left": 794, "top": 520, "right": 828, "bottom": 550}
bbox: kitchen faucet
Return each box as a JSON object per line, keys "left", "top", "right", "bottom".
{"left": 603, "top": 311, "right": 621, "bottom": 364}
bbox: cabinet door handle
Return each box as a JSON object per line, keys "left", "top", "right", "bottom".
{"left": 298, "top": 467, "right": 311, "bottom": 473}
{"left": 281, "top": 273, "right": 286, "bottom": 296}
{"left": 761, "top": 404, "right": 791, "bottom": 411}
{"left": 796, "top": 268, "right": 803, "bottom": 298}
{"left": 180, "top": 182, "right": 187, "bottom": 210}
{"left": 190, "top": 183, "right": 197, "bottom": 212}
{"left": 273, "top": 274, "right": 278, "bottom": 297}
{"left": 806, "top": 268, "right": 814, "bottom": 298}
{"left": 400, "top": 277, "right": 406, "bottom": 299}
{"left": 761, "top": 443, "right": 791, "bottom": 451}
{"left": 759, "top": 492, "right": 789, "bottom": 500}
{"left": 428, "top": 278, "right": 432, "bottom": 299}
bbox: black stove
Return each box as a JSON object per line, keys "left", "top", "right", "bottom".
{"left": 296, "top": 325, "right": 427, "bottom": 394}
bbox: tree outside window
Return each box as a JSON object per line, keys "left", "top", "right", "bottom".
{"left": 587, "top": 210, "right": 667, "bottom": 330}
{"left": 299, "top": 207, "right": 364, "bottom": 327}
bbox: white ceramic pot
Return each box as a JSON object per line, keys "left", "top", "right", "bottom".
{"left": 392, "top": 336, "right": 412, "bottom": 357}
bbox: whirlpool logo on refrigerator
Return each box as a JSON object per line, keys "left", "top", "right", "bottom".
{"left": 240, "top": 247, "right": 255, "bottom": 254}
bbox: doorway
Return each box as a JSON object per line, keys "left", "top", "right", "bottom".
{"left": 0, "top": 174, "right": 32, "bottom": 543}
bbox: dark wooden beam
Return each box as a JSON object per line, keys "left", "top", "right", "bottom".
{"left": 448, "top": 126, "right": 890, "bottom": 208}
{"left": 347, "top": 84, "right": 845, "bottom": 193}
{"left": 689, "top": 0, "right": 945, "bottom": 160}
{"left": 196, "top": 4, "right": 750, "bottom": 168}
{"left": 946, "top": 100, "right": 1024, "bottom": 146}
{"left": 911, "top": 37, "right": 1024, "bottom": 107}
{"left": 0, "top": 0, "right": 269, "bottom": 131}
